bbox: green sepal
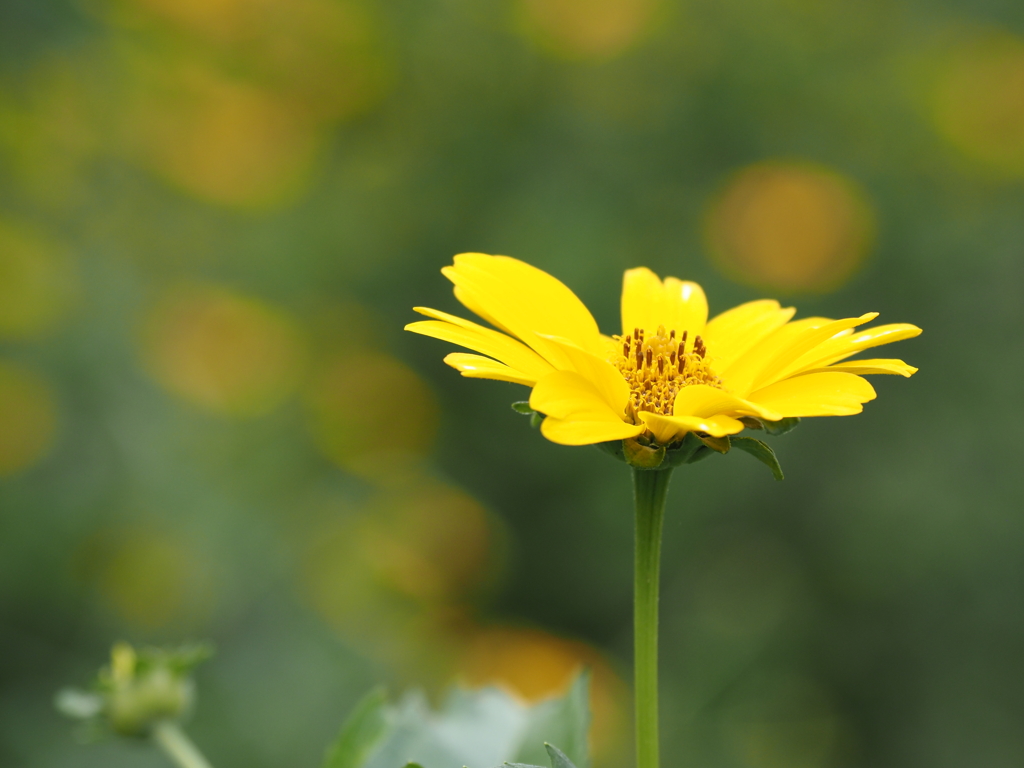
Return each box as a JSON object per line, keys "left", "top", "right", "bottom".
{"left": 623, "top": 437, "right": 665, "bottom": 469}
{"left": 696, "top": 433, "right": 731, "bottom": 454}
{"left": 594, "top": 440, "right": 625, "bottom": 462}
{"left": 763, "top": 417, "right": 800, "bottom": 435}
{"left": 512, "top": 402, "right": 544, "bottom": 429}
{"left": 738, "top": 416, "right": 800, "bottom": 436}
{"left": 663, "top": 433, "right": 705, "bottom": 466}
{"left": 687, "top": 445, "right": 715, "bottom": 464}
{"left": 731, "top": 436, "right": 785, "bottom": 480}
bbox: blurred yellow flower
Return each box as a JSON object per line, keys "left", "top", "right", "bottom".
{"left": 407, "top": 254, "right": 920, "bottom": 447}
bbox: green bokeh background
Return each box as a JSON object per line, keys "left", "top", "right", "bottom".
{"left": 2, "top": 1, "right": 1022, "bottom": 767}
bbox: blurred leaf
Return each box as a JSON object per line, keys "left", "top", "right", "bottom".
{"left": 543, "top": 743, "right": 578, "bottom": 768}
{"left": 500, "top": 742, "right": 578, "bottom": 768}
{"left": 731, "top": 437, "right": 785, "bottom": 481}
{"left": 322, "top": 688, "right": 389, "bottom": 768}
{"left": 54, "top": 688, "right": 103, "bottom": 720}
{"left": 513, "top": 672, "right": 589, "bottom": 767}
{"left": 328, "top": 672, "right": 590, "bottom": 768}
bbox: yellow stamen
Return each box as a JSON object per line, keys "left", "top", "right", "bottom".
{"left": 612, "top": 325, "right": 722, "bottom": 420}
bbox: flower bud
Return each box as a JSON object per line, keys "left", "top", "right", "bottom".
{"left": 56, "top": 642, "right": 211, "bottom": 738}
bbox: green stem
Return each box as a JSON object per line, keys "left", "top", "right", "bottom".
{"left": 633, "top": 467, "right": 672, "bottom": 768}
{"left": 151, "top": 721, "right": 214, "bottom": 768}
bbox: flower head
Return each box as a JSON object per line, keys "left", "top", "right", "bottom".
{"left": 406, "top": 254, "right": 920, "bottom": 448}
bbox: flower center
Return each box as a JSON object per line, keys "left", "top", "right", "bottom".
{"left": 612, "top": 325, "right": 722, "bottom": 419}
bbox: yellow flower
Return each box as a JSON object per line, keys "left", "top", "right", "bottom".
{"left": 406, "top": 254, "right": 920, "bottom": 447}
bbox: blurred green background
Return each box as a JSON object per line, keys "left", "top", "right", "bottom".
{"left": 1, "top": 0, "right": 1022, "bottom": 766}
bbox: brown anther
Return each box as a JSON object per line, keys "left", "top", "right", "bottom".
{"left": 635, "top": 346, "right": 643, "bottom": 368}
{"left": 645, "top": 348, "right": 653, "bottom": 367}
{"left": 670, "top": 350, "right": 677, "bottom": 365}
{"left": 623, "top": 341, "right": 630, "bottom": 358}
{"left": 694, "top": 335, "right": 706, "bottom": 358}
{"left": 680, "top": 330, "right": 688, "bottom": 350}
{"left": 669, "top": 329, "right": 676, "bottom": 340}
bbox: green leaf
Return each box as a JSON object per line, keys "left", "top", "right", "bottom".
{"left": 544, "top": 743, "right": 579, "bottom": 768}
{"left": 762, "top": 417, "right": 800, "bottom": 436}
{"left": 530, "top": 412, "right": 543, "bottom": 429}
{"left": 321, "top": 687, "right": 389, "bottom": 768}
{"left": 327, "top": 673, "right": 590, "bottom": 768}
{"left": 731, "top": 437, "right": 785, "bottom": 481}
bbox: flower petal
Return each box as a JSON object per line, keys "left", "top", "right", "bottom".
{"left": 639, "top": 411, "right": 745, "bottom": 443}
{"left": 538, "top": 335, "right": 631, "bottom": 416}
{"left": 803, "top": 358, "right": 918, "bottom": 377}
{"left": 443, "top": 353, "right": 535, "bottom": 386}
{"left": 746, "top": 371, "right": 876, "bottom": 417}
{"left": 785, "top": 323, "right": 923, "bottom": 373}
{"left": 672, "top": 384, "right": 783, "bottom": 422}
{"left": 745, "top": 313, "right": 880, "bottom": 392}
{"left": 702, "top": 300, "right": 796, "bottom": 371}
{"left": 406, "top": 309, "right": 554, "bottom": 382}
{"left": 442, "top": 253, "right": 604, "bottom": 360}
{"left": 621, "top": 268, "right": 708, "bottom": 339}
{"left": 718, "top": 316, "right": 834, "bottom": 394}
{"left": 540, "top": 416, "right": 644, "bottom": 446}
{"left": 529, "top": 370, "right": 628, "bottom": 421}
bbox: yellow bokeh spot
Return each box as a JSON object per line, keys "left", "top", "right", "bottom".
{"left": 0, "top": 361, "right": 58, "bottom": 477}
{"left": 0, "top": 220, "right": 76, "bottom": 339}
{"left": 300, "top": 479, "right": 493, "bottom": 660}
{"left": 123, "top": 59, "right": 323, "bottom": 208}
{"left": 933, "top": 32, "right": 1024, "bottom": 176}
{"left": 305, "top": 353, "right": 438, "bottom": 475}
{"left": 141, "top": 284, "right": 305, "bottom": 417}
{"left": 516, "top": 0, "right": 660, "bottom": 60}
{"left": 459, "top": 626, "right": 630, "bottom": 765}
{"left": 77, "top": 526, "right": 215, "bottom": 630}
{"left": 705, "top": 162, "right": 875, "bottom": 293}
